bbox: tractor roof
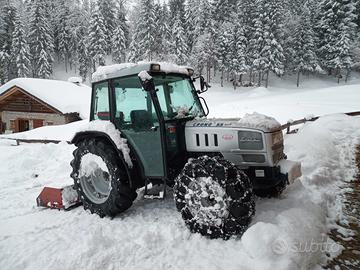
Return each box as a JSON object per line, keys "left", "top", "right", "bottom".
{"left": 92, "top": 62, "right": 194, "bottom": 83}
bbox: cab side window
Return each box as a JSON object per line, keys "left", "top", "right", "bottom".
{"left": 93, "top": 82, "right": 110, "bottom": 120}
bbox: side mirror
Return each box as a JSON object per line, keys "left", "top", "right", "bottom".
{"left": 200, "top": 76, "right": 206, "bottom": 91}
{"left": 198, "top": 75, "right": 210, "bottom": 94}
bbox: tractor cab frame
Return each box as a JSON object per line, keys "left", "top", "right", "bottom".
{"left": 76, "top": 63, "right": 206, "bottom": 193}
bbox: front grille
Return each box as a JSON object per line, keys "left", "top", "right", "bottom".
{"left": 238, "top": 131, "right": 263, "bottom": 150}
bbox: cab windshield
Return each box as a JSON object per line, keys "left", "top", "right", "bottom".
{"left": 153, "top": 75, "right": 204, "bottom": 120}
{"left": 112, "top": 75, "right": 204, "bottom": 125}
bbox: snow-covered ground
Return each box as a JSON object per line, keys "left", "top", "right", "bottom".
{"left": 203, "top": 76, "right": 360, "bottom": 124}
{"left": 1, "top": 78, "right": 360, "bottom": 270}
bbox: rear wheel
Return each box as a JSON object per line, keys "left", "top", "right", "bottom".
{"left": 70, "top": 139, "right": 137, "bottom": 217}
{"left": 174, "top": 156, "right": 255, "bottom": 239}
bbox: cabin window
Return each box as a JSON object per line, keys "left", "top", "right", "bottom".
{"left": 92, "top": 82, "right": 110, "bottom": 120}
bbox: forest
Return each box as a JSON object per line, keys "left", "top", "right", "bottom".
{"left": 0, "top": 0, "right": 359, "bottom": 87}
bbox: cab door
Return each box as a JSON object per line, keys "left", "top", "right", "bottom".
{"left": 111, "top": 76, "right": 165, "bottom": 178}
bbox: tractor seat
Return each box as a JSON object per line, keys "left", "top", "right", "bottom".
{"left": 130, "top": 110, "right": 153, "bottom": 131}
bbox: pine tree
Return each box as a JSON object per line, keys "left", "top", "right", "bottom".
{"left": 153, "top": 3, "right": 172, "bottom": 61}
{"left": 169, "top": 14, "right": 188, "bottom": 65}
{"left": 169, "top": 0, "right": 186, "bottom": 28}
{"left": 99, "top": 0, "right": 116, "bottom": 54}
{"left": 0, "top": 2, "right": 17, "bottom": 81}
{"left": 210, "top": 0, "right": 234, "bottom": 24}
{"left": 11, "top": 13, "right": 31, "bottom": 77}
{"left": 128, "top": 0, "right": 156, "bottom": 62}
{"left": 217, "top": 22, "right": 232, "bottom": 86}
{"left": 56, "top": 0, "right": 71, "bottom": 71}
{"left": 228, "top": 12, "right": 248, "bottom": 87}
{"left": 29, "top": 0, "right": 54, "bottom": 78}
{"left": 318, "top": 0, "right": 357, "bottom": 77}
{"left": 112, "top": 13, "right": 126, "bottom": 63}
{"left": 184, "top": 0, "right": 199, "bottom": 55}
{"left": 252, "top": 0, "right": 285, "bottom": 87}
{"left": 87, "top": 3, "right": 106, "bottom": 71}
{"left": 78, "top": 37, "right": 89, "bottom": 81}
{"left": 116, "top": 0, "right": 130, "bottom": 49}
{"left": 293, "top": 3, "right": 320, "bottom": 86}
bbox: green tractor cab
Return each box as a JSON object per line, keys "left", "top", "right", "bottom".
{"left": 70, "top": 62, "right": 301, "bottom": 239}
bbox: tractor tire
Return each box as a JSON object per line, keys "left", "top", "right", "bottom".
{"left": 174, "top": 156, "right": 255, "bottom": 239}
{"left": 70, "top": 138, "right": 137, "bottom": 218}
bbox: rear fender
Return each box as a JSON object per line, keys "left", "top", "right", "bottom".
{"left": 71, "top": 131, "right": 140, "bottom": 189}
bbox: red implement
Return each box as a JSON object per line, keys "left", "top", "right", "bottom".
{"left": 36, "top": 185, "right": 80, "bottom": 210}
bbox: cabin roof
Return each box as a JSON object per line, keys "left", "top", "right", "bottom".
{"left": 0, "top": 78, "right": 91, "bottom": 118}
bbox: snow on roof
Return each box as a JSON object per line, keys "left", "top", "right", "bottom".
{"left": 0, "top": 78, "right": 91, "bottom": 119}
{"left": 92, "top": 62, "right": 192, "bottom": 83}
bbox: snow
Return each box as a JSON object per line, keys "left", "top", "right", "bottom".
{"left": 238, "top": 112, "right": 281, "bottom": 131}
{"left": 92, "top": 63, "right": 137, "bottom": 82}
{"left": 76, "top": 120, "right": 132, "bottom": 168}
{"left": 67, "top": 77, "right": 83, "bottom": 84}
{"left": 61, "top": 185, "right": 79, "bottom": 209}
{"left": 203, "top": 80, "right": 360, "bottom": 124}
{"left": 138, "top": 70, "right": 152, "bottom": 81}
{"left": 1, "top": 113, "right": 359, "bottom": 269}
{"left": 92, "top": 62, "right": 191, "bottom": 82}
{"left": 0, "top": 78, "right": 91, "bottom": 119}
{"left": 79, "top": 153, "right": 109, "bottom": 178}
{"left": 0, "top": 120, "right": 88, "bottom": 141}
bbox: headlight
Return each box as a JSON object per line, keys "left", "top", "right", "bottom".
{"left": 271, "top": 131, "right": 283, "bottom": 146}
{"left": 238, "top": 131, "right": 263, "bottom": 150}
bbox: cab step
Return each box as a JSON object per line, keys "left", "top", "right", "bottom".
{"left": 143, "top": 178, "right": 167, "bottom": 199}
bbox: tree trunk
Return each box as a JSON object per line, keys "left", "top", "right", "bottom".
{"left": 249, "top": 69, "right": 253, "bottom": 84}
{"left": 265, "top": 70, "right": 269, "bottom": 88}
{"left": 65, "top": 57, "right": 68, "bottom": 73}
{"left": 221, "top": 70, "right": 224, "bottom": 87}
{"left": 345, "top": 69, "right": 350, "bottom": 83}
{"left": 208, "top": 65, "right": 211, "bottom": 83}
{"left": 258, "top": 72, "right": 261, "bottom": 86}
{"left": 296, "top": 69, "right": 301, "bottom": 87}
{"left": 239, "top": 74, "right": 243, "bottom": 86}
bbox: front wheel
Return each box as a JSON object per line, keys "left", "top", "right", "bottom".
{"left": 174, "top": 156, "right": 255, "bottom": 239}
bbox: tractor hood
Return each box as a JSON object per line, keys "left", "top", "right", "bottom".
{"left": 186, "top": 112, "right": 282, "bottom": 133}
{"left": 184, "top": 113, "right": 283, "bottom": 168}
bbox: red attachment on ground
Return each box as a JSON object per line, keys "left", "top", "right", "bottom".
{"left": 37, "top": 187, "right": 64, "bottom": 209}
{"left": 36, "top": 185, "right": 80, "bottom": 210}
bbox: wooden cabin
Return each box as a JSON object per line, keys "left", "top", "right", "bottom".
{"left": 0, "top": 78, "right": 91, "bottom": 134}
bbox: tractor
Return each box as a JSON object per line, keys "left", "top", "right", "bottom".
{"left": 70, "top": 62, "right": 301, "bottom": 239}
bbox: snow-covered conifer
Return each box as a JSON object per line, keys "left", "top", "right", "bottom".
{"left": 170, "top": 14, "right": 188, "bottom": 65}
{"left": 99, "top": 0, "right": 116, "bottom": 54}
{"left": 11, "top": 14, "right": 31, "bottom": 77}
{"left": 128, "top": 0, "right": 156, "bottom": 62}
{"left": 87, "top": 3, "right": 107, "bottom": 71}
{"left": 29, "top": 0, "right": 54, "bottom": 78}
